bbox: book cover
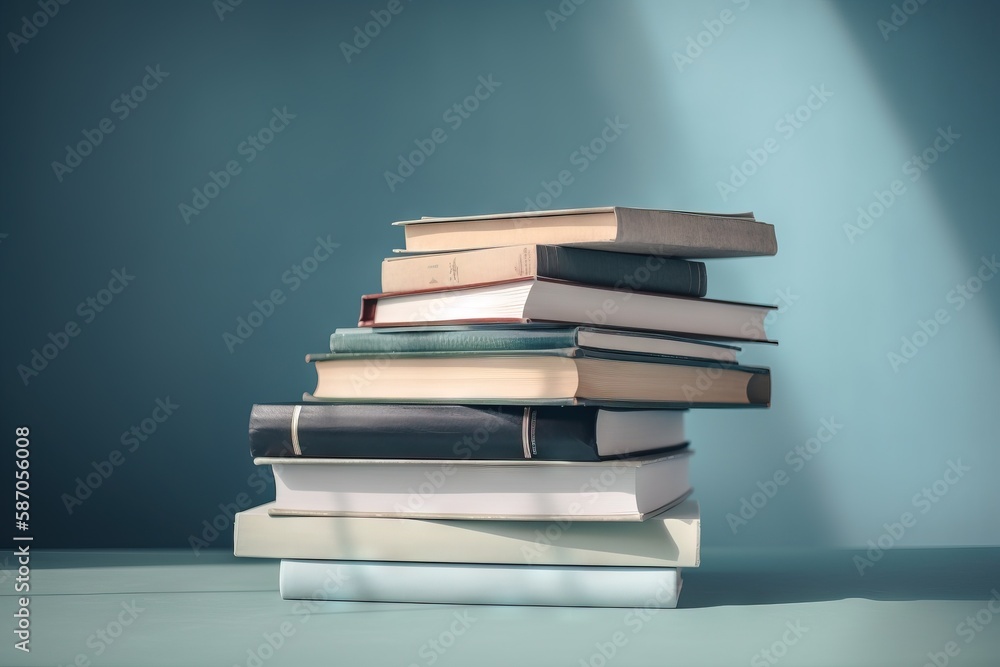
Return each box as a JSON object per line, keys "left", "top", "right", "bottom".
{"left": 394, "top": 206, "right": 776, "bottom": 258}
{"left": 249, "top": 403, "right": 687, "bottom": 461}
{"left": 234, "top": 500, "right": 701, "bottom": 567}
{"left": 328, "top": 325, "right": 740, "bottom": 361}
{"left": 260, "top": 450, "right": 693, "bottom": 521}
{"left": 279, "top": 559, "right": 683, "bottom": 608}
{"left": 381, "top": 244, "right": 708, "bottom": 296}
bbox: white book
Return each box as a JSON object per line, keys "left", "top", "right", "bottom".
{"left": 279, "top": 559, "right": 682, "bottom": 608}
{"left": 234, "top": 500, "right": 700, "bottom": 567}
{"left": 259, "top": 450, "right": 692, "bottom": 521}
{"left": 360, "top": 278, "right": 775, "bottom": 342}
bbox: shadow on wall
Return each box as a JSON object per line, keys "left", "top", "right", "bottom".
{"left": 832, "top": 0, "right": 1000, "bottom": 329}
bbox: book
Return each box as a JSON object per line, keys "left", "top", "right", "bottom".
{"left": 358, "top": 278, "right": 776, "bottom": 342}
{"left": 279, "top": 559, "right": 682, "bottom": 608}
{"left": 234, "top": 500, "right": 701, "bottom": 567}
{"left": 329, "top": 325, "right": 740, "bottom": 363}
{"left": 394, "top": 206, "right": 776, "bottom": 258}
{"left": 259, "top": 449, "right": 692, "bottom": 520}
{"left": 381, "top": 244, "right": 708, "bottom": 296}
{"left": 305, "top": 350, "right": 770, "bottom": 407}
{"left": 249, "top": 404, "right": 687, "bottom": 460}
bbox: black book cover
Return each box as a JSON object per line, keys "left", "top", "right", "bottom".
{"left": 533, "top": 246, "right": 707, "bottom": 298}
{"left": 248, "top": 403, "right": 685, "bottom": 461}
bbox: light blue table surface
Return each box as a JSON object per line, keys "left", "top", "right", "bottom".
{"left": 1, "top": 547, "right": 997, "bottom": 667}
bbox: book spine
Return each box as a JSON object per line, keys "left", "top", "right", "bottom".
{"left": 279, "top": 559, "right": 681, "bottom": 608}
{"left": 248, "top": 404, "right": 604, "bottom": 460}
{"left": 536, "top": 246, "right": 707, "bottom": 297}
{"left": 358, "top": 294, "right": 377, "bottom": 326}
{"left": 330, "top": 328, "right": 580, "bottom": 353}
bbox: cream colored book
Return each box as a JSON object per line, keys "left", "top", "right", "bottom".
{"left": 394, "top": 206, "right": 777, "bottom": 257}
{"left": 235, "top": 500, "right": 700, "bottom": 567}
{"left": 307, "top": 350, "right": 771, "bottom": 406}
{"left": 381, "top": 243, "right": 708, "bottom": 295}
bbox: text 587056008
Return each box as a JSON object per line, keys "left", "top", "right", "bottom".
{"left": 13, "top": 426, "right": 32, "bottom": 653}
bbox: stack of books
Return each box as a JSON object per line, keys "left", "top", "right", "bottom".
{"left": 234, "top": 206, "right": 777, "bottom": 608}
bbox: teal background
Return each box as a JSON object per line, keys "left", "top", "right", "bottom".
{"left": 1, "top": 0, "right": 998, "bottom": 550}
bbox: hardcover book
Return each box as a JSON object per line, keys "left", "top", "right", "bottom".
{"left": 279, "top": 559, "right": 683, "bottom": 608}
{"left": 259, "top": 449, "right": 693, "bottom": 520}
{"left": 381, "top": 244, "right": 708, "bottom": 296}
{"left": 249, "top": 403, "right": 687, "bottom": 461}
{"left": 234, "top": 499, "right": 701, "bottom": 567}
{"left": 394, "top": 206, "right": 777, "bottom": 258}
{"left": 329, "top": 325, "right": 740, "bottom": 363}
{"left": 358, "top": 277, "right": 776, "bottom": 342}
{"left": 305, "top": 349, "right": 771, "bottom": 407}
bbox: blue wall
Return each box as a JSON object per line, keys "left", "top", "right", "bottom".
{"left": 2, "top": 0, "right": 997, "bottom": 549}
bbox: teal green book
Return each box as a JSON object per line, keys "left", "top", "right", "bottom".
{"left": 329, "top": 325, "right": 740, "bottom": 363}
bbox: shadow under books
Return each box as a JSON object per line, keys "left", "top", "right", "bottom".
{"left": 678, "top": 547, "right": 999, "bottom": 608}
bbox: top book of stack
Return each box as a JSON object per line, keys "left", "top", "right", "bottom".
{"left": 393, "top": 207, "right": 778, "bottom": 258}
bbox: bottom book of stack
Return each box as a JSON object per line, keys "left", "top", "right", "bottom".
{"left": 234, "top": 499, "right": 699, "bottom": 608}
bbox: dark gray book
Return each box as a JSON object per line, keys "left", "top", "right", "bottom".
{"left": 381, "top": 244, "right": 707, "bottom": 296}
{"left": 248, "top": 403, "right": 687, "bottom": 461}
